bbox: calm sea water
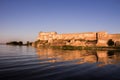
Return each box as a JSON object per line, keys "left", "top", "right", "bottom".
{"left": 0, "top": 45, "right": 120, "bottom": 80}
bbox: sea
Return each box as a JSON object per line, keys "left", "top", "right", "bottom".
{"left": 0, "top": 45, "right": 120, "bottom": 80}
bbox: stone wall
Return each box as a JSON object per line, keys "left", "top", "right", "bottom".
{"left": 108, "top": 34, "right": 120, "bottom": 41}
{"left": 38, "top": 32, "right": 96, "bottom": 41}
{"left": 96, "top": 32, "right": 108, "bottom": 46}
{"left": 108, "top": 34, "right": 120, "bottom": 46}
{"left": 35, "top": 31, "right": 120, "bottom": 47}
{"left": 37, "top": 32, "right": 57, "bottom": 40}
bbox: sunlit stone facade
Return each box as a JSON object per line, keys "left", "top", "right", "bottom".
{"left": 35, "top": 31, "right": 120, "bottom": 47}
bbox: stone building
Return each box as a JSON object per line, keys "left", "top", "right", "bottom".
{"left": 34, "top": 31, "right": 120, "bottom": 47}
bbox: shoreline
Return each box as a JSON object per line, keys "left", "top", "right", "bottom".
{"left": 35, "top": 45, "right": 120, "bottom": 51}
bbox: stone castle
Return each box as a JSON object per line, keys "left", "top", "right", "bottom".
{"left": 34, "top": 31, "right": 120, "bottom": 47}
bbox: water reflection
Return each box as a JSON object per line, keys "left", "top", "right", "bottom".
{"left": 0, "top": 45, "right": 120, "bottom": 80}
{"left": 97, "top": 51, "right": 120, "bottom": 66}
{"left": 36, "top": 48, "right": 120, "bottom": 66}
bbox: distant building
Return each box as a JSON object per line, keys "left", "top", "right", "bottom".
{"left": 34, "top": 31, "right": 120, "bottom": 47}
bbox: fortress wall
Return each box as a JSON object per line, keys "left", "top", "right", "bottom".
{"left": 96, "top": 32, "right": 108, "bottom": 46}
{"left": 36, "top": 31, "right": 120, "bottom": 47}
{"left": 79, "top": 33, "right": 96, "bottom": 40}
{"left": 37, "top": 32, "right": 97, "bottom": 41}
{"left": 37, "top": 32, "right": 57, "bottom": 40}
{"left": 108, "top": 34, "right": 120, "bottom": 41}
{"left": 52, "top": 32, "right": 96, "bottom": 40}
{"left": 108, "top": 34, "right": 120, "bottom": 46}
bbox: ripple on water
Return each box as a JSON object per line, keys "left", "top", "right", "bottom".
{"left": 0, "top": 45, "right": 120, "bottom": 80}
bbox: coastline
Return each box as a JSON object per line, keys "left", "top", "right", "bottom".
{"left": 34, "top": 45, "right": 120, "bottom": 51}
{"left": 32, "top": 31, "right": 120, "bottom": 50}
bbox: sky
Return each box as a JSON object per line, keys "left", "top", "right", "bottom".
{"left": 0, "top": 0, "right": 120, "bottom": 43}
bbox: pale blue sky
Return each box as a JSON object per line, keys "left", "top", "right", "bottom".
{"left": 0, "top": 0, "right": 120, "bottom": 43}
